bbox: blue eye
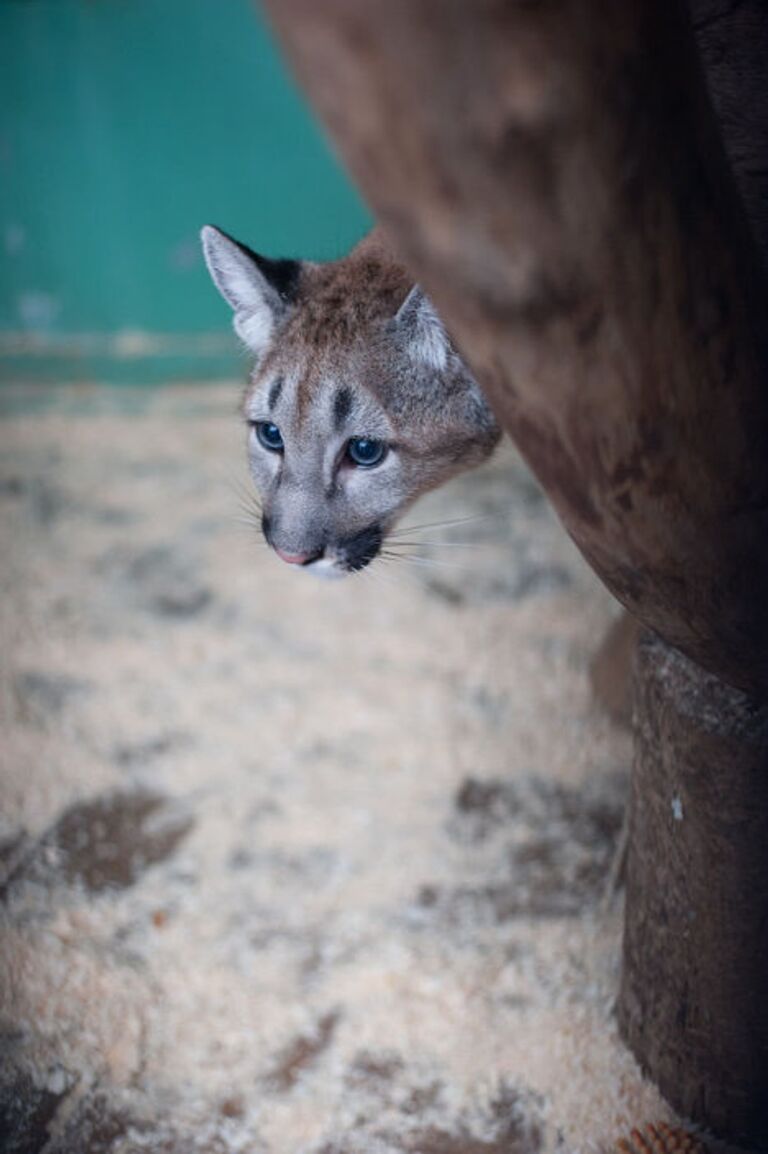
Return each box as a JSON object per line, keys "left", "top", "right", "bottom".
{"left": 255, "top": 421, "right": 284, "bottom": 452}
{"left": 347, "top": 437, "right": 387, "bottom": 468}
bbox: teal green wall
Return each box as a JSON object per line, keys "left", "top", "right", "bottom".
{"left": 0, "top": 0, "right": 372, "bottom": 384}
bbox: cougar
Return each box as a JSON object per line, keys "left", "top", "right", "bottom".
{"left": 201, "top": 226, "right": 500, "bottom": 576}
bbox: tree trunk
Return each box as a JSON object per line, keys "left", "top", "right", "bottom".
{"left": 621, "top": 632, "right": 768, "bottom": 1143}
{"left": 589, "top": 0, "right": 768, "bottom": 725}
{"left": 264, "top": 0, "right": 768, "bottom": 698}
{"left": 261, "top": 0, "right": 768, "bottom": 1142}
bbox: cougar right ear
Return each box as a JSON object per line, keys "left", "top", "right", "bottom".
{"left": 200, "top": 225, "right": 301, "bottom": 357}
{"left": 394, "top": 285, "right": 450, "bottom": 373}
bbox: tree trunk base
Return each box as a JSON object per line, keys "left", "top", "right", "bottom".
{"left": 619, "top": 633, "right": 768, "bottom": 1147}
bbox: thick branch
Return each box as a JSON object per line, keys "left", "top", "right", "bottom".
{"left": 264, "top": 0, "right": 768, "bottom": 696}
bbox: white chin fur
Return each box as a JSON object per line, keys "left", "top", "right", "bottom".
{"left": 302, "top": 556, "right": 348, "bottom": 580}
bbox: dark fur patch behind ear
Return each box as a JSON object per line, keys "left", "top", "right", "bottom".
{"left": 252, "top": 252, "right": 301, "bottom": 303}
{"left": 213, "top": 226, "right": 301, "bottom": 303}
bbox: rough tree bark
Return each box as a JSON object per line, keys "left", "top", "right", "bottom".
{"left": 590, "top": 0, "right": 768, "bottom": 724}
{"left": 624, "top": 634, "right": 768, "bottom": 1140}
{"left": 261, "top": 0, "right": 768, "bottom": 1144}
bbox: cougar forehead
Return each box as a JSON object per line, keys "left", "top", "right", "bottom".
{"left": 244, "top": 236, "right": 411, "bottom": 424}
{"left": 286, "top": 238, "right": 412, "bottom": 347}
{"left": 246, "top": 361, "right": 389, "bottom": 443}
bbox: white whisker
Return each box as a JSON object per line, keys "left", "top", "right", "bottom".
{"left": 221, "top": 470, "right": 263, "bottom": 517}
{"left": 228, "top": 518, "right": 269, "bottom": 536}
{"left": 380, "top": 550, "right": 471, "bottom": 572}
{"left": 387, "top": 511, "right": 505, "bottom": 539}
{"left": 385, "top": 539, "right": 488, "bottom": 549}
{"left": 372, "top": 555, "right": 424, "bottom": 589}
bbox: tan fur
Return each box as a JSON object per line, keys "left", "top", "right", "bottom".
{"left": 279, "top": 231, "right": 411, "bottom": 421}
{"left": 295, "top": 230, "right": 410, "bottom": 342}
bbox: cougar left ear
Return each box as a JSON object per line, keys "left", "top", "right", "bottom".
{"left": 395, "top": 285, "right": 449, "bottom": 372}
{"left": 201, "top": 225, "right": 301, "bottom": 357}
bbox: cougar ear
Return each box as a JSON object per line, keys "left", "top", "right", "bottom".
{"left": 200, "top": 225, "right": 301, "bottom": 357}
{"left": 395, "top": 285, "right": 449, "bottom": 372}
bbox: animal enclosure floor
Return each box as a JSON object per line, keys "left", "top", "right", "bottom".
{"left": 1, "top": 383, "right": 672, "bottom": 1153}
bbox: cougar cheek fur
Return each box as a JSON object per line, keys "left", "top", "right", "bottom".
{"left": 201, "top": 225, "right": 500, "bottom": 577}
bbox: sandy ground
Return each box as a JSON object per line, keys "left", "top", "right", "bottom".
{"left": 0, "top": 383, "right": 674, "bottom": 1153}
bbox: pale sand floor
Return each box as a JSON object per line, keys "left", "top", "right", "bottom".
{"left": 0, "top": 383, "right": 674, "bottom": 1153}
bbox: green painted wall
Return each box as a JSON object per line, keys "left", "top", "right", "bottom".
{"left": 0, "top": 0, "right": 372, "bottom": 384}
